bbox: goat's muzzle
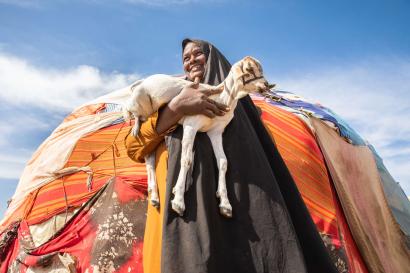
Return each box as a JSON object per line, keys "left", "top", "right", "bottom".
{"left": 257, "top": 81, "right": 275, "bottom": 94}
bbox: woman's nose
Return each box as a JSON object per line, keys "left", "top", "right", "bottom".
{"left": 189, "top": 54, "right": 199, "bottom": 64}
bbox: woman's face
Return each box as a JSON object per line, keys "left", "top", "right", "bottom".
{"left": 183, "top": 42, "right": 207, "bottom": 82}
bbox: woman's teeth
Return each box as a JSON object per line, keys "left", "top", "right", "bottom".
{"left": 191, "top": 65, "right": 201, "bottom": 71}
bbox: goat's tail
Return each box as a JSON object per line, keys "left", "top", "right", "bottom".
{"left": 124, "top": 79, "right": 145, "bottom": 136}
{"left": 122, "top": 79, "right": 144, "bottom": 121}
{"left": 121, "top": 105, "right": 142, "bottom": 136}
{"left": 122, "top": 104, "right": 132, "bottom": 121}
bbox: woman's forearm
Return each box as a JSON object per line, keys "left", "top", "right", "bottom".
{"left": 155, "top": 100, "right": 184, "bottom": 134}
{"left": 155, "top": 83, "right": 229, "bottom": 134}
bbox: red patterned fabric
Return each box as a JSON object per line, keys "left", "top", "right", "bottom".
{"left": 2, "top": 177, "right": 146, "bottom": 273}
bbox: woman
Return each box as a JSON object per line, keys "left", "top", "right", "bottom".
{"left": 126, "top": 39, "right": 337, "bottom": 273}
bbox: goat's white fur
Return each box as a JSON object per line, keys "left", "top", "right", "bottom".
{"left": 124, "top": 56, "right": 269, "bottom": 217}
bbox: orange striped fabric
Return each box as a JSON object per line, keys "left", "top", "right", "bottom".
{"left": 253, "top": 99, "right": 341, "bottom": 244}
{"left": 253, "top": 96, "right": 369, "bottom": 272}
{"left": 25, "top": 121, "right": 148, "bottom": 225}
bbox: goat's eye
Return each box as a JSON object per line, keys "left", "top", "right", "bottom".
{"left": 246, "top": 66, "right": 254, "bottom": 73}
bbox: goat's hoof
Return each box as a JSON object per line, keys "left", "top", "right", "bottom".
{"left": 216, "top": 190, "right": 225, "bottom": 199}
{"left": 171, "top": 199, "right": 185, "bottom": 216}
{"left": 150, "top": 198, "right": 160, "bottom": 209}
{"left": 219, "top": 204, "right": 232, "bottom": 218}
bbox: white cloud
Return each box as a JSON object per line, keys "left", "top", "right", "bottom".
{"left": 0, "top": 123, "right": 13, "bottom": 146}
{"left": 0, "top": 115, "right": 58, "bottom": 179}
{"left": 0, "top": 52, "right": 139, "bottom": 111}
{"left": 0, "top": 51, "right": 140, "bottom": 181}
{"left": 274, "top": 57, "right": 410, "bottom": 194}
{"left": 0, "top": 150, "right": 32, "bottom": 179}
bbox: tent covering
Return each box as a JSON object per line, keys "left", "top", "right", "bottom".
{"left": 0, "top": 83, "right": 409, "bottom": 273}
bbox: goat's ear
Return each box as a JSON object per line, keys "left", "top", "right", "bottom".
{"left": 245, "top": 60, "right": 254, "bottom": 71}
{"left": 234, "top": 61, "right": 244, "bottom": 76}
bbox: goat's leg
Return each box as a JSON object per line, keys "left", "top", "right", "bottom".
{"left": 208, "top": 130, "right": 232, "bottom": 218}
{"left": 145, "top": 153, "right": 159, "bottom": 208}
{"left": 131, "top": 114, "right": 141, "bottom": 136}
{"left": 171, "top": 125, "right": 197, "bottom": 216}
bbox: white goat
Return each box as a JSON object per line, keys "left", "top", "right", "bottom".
{"left": 124, "top": 56, "right": 272, "bottom": 217}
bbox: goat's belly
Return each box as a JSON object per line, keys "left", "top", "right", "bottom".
{"left": 198, "top": 119, "right": 215, "bottom": 132}
{"left": 182, "top": 114, "right": 233, "bottom": 132}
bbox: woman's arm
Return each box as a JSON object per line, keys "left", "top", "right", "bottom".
{"left": 156, "top": 83, "right": 229, "bottom": 134}
{"left": 125, "top": 111, "right": 167, "bottom": 163}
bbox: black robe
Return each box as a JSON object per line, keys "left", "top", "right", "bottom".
{"left": 161, "top": 39, "right": 338, "bottom": 273}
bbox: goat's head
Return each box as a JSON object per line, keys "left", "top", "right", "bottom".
{"left": 232, "top": 56, "right": 275, "bottom": 98}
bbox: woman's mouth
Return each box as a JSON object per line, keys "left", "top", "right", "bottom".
{"left": 190, "top": 64, "right": 203, "bottom": 72}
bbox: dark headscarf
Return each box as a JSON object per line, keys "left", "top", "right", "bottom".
{"left": 161, "top": 39, "right": 338, "bottom": 273}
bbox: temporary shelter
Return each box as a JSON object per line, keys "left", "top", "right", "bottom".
{"left": 0, "top": 83, "right": 409, "bottom": 273}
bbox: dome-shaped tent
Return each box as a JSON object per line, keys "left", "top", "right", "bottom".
{"left": 0, "top": 84, "right": 409, "bottom": 273}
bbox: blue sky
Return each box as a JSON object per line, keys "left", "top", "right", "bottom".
{"left": 0, "top": 0, "right": 409, "bottom": 217}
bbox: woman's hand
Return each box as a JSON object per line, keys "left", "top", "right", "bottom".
{"left": 169, "top": 83, "right": 229, "bottom": 118}
{"left": 155, "top": 83, "right": 229, "bottom": 134}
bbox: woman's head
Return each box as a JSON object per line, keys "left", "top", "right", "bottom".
{"left": 181, "top": 39, "right": 231, "bottom": 86}
{"left": 182, "top": 40, "right": 207, "bottom": 82}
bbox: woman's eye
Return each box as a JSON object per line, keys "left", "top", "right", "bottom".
{"left": 194, "top": 51, "right": 203, "bottom": 57}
